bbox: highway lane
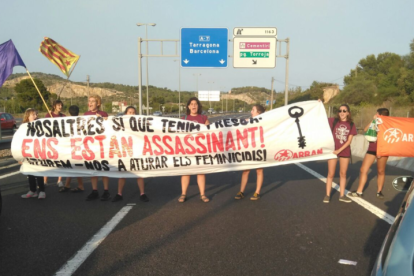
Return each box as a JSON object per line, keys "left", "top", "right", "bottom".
{"left": 0, "top": 113, "right": 411, "bottom": 276}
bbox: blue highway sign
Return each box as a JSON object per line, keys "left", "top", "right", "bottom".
{"left": 181, "top": 28, "right": 228, "bottom": 68}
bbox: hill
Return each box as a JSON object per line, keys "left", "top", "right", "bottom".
{"left": 1, "top": 73, "right": 277, "bottom": 113}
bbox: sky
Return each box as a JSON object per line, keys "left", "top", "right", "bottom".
{"left": 1, "top": 0, "right": 414, "bottom": 95}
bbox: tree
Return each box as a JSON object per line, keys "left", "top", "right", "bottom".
{"left": 288, "top": 81, "right": 335, "bottom": 104}
{"left": 333, "top": 77, "right": 377, "bottom": 105}
{"left": 343, "top": 49, "right": 414, "bottom": 104}
{"left": 15, "top": 78, "right": 52, "bottom": 111}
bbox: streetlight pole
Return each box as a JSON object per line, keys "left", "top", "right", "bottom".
{"left": 137, "top": 23, "right": 156, "bottom": 115}
{"left": 174, "top": 60, "right": 181, "bottom": 117}
{"left": 270, "top": 77, "right": 274, "bottom": 110}
{"left": 207, "top": 81, "right": 214, "bottom": 109}
{"left": 193, "top": 73, "right": 201, "bottom": 97}
{"left": 137, "top": 37, "right": 143, "bottom": 114}
{"left": 220, "top": 87, "right": 225, "bottom": 112}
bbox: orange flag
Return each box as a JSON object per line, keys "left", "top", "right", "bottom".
{"left": 39, "top": 37, "right": 79, "bottom": 77}
{"left": 377, "top": 116, "right": 414, "bottom": 157}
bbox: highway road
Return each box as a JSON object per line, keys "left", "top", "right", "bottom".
{"left": 0, "top": 114, "right": 411, "bottom": 276}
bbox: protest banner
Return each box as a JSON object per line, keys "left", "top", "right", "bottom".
{"left": 12, "top": 101, "right": 336, "bottom": 178}
{"left": 377, "top": 116, "right": 414, "bottom": 157}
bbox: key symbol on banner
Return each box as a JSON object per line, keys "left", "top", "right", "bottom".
{"left": 288, "top": 106, "right": 306, "bottom": 149}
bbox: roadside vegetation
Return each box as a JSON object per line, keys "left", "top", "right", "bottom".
{"left": 1, "top": 39, "right": 413, "bottom": 122}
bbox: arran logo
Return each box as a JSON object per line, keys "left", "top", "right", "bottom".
{"left": 274, "top": 148, "right": 323, "bottom": 161}
{"left": 383, "top": 128, "right": 413, "bottom": 143}
{"left": 274, "top": 150, "right": 293, "bottom": 161}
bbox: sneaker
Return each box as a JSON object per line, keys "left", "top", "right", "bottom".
{"left": 140, "top": 194, "right": 149, "bottom": 202}
{"left": 377, "top": 191, "right": 384, "bottom": 199}
{"left": 100, "top": 191, "right": 111, "bottom": 201}
{"left": 111, "top": 194, "right": 123, "bottom": 202}
{"left": 86, "top": 191, "right": 99, "bottom": 201}
{"left": 235, "top": 192, "right": 244, "bottom": 200}
{"left": 250, "top": 193, "right": 260, "bottom": 200}
{"left": 21, "top": 191, "right": 38, "bottom": 199}
{"left": 339, "top": 196, "right": 352, "bottom": 203}
{"left": 38, "top": 191, "right": 46, "bottom": 199}
{"left": 57, "top": 181, "right": 64, "bottom": 188}
{"left": 323, "top": 195, "right": 330, "bottom": 203}
{"left": 348, "top": 191, "right": 363, "bottom": 197}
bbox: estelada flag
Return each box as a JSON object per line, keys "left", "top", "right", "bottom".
{"left": 39, "top": 37, "right": 79, "bottom": 77}
{"left": 377, "top": 116, "right": 414, "bottom": 157}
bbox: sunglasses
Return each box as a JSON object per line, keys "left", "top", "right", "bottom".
{"left": 338, "top": 109, "right": 348, "bottom": 113}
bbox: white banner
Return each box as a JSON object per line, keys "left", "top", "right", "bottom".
{"left": 12, "top": 101, "right": 335, "bottom": 178}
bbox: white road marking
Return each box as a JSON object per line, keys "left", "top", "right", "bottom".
{"left": 1, "top": 163, "right": 20, "bottom": 169}
{"left": 0, "top": 171, "right": 20, "bottom": 179}
{"left": 296, "top": 163, "right": 395, "bottom": 225}
{"left": 55, "top": 206, "right": 134, "bottom": 276}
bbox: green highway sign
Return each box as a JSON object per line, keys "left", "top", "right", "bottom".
{"left": 233, "top": 36, "right": 276, "bottom": 68}
{"left": 240, "top": 52, "right": 269, "bottom": 58}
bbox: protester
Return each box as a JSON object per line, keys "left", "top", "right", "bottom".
{"left": 323, "top": 104, "right": 357, "bottom": 203}
{"left": 178, "top": 97, "right": 210, "bottom": 203}
{"left": 235, "top": 105, "right": 265, "bottom": 201}
{"left": 58, "top": 105, "right": 85, "bottom": 193}
{"left": 348, "top": 108, "right": 390, "bottom": 199}
{"left": 21, "top": 108, "right": 46, "bottom": 199}
{"left": 44, "top": 99, "right": 65, "bottom": 187}
{"left": 112, "top": 106, "right": 149, "bottom": 203}
{"left": 84, "top": 95, "right": 111, "bottom": 201}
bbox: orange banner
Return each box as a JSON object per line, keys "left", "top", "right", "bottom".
{"left": 377, "top": 116, "right": 414, "bottom": 157}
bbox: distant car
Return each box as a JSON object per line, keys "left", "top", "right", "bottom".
{"left": 153, "top": 111, "right": 162, "bottom": 116}
{"left": 219, "top": 111, "right": 223, "bottom": 114}
{"left": 371, "top": 176, "right": 414, "bottom": 276}
{"left": 0, "top": 112, "right": 16, "bottom": 130}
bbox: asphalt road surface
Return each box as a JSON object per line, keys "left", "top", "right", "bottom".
{"left": 0, "top": 114, "right": 411, "bottom": 276}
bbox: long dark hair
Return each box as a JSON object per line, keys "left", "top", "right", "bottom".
{"left": 52, "top": 100, "right": 63, "bottom": 113}
{"left": 186, "top": 97, "right": 202, "bottom": 115}
{"left": 377, "top": 108, "right": 389, "bottom": 116}
{"left": 335, "top": 104, "right": 353, "bottom": 123}
{"left": 253, "top": 104, "right": 265, "bottom": 114}
{"left": 124, "top": 106, "right": 137, "bottom": 114}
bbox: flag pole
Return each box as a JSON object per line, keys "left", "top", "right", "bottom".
{"left": 25, "top": 69, "right": 52, "bottom": 116}
{"left": 57, "top": 56, "right": 81, "bottom": 99}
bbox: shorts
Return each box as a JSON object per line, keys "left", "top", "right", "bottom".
{"left": 338, "top": 156, "right": 350, "bottom": 159}
{"left": 367, "top": 150, "right": 377, "bottom": 156}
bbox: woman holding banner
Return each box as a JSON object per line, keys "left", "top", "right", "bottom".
{"left": 235, "top": 104, "right": 265, "bottom": 201}
{"left": 348, "top": 108, "right": 390, "bottom": 199}
{"left": 178, "top": 97, "right": 210, "bottom": 203}
{"left": 112, "top": 106, "right": 149, "bottom": 203}
{"left": 84, "top": 95, "right": 111, "bottom": 201}
{"left": 21, "top": 108, "right": 46, "bottom": 199}
{"left": 44, "top": 99, "right": 65, "bottom": 188}
{"left": 324, "top": 104, "right": 356, "bottom": 203}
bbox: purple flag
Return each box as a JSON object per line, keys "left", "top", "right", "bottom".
{"left": 0, "top": 40, "right": 26, "bottom": 87}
